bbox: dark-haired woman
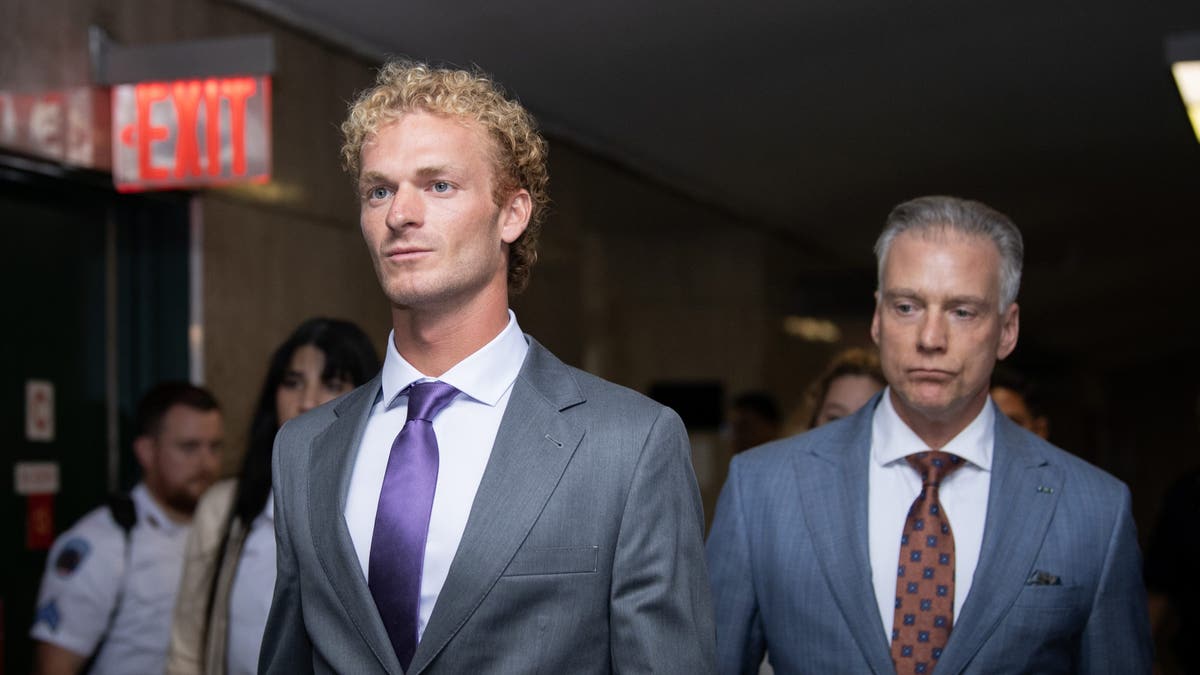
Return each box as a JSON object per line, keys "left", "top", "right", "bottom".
{"left": 167, "top": 318, "right": 379, "bottom": 675}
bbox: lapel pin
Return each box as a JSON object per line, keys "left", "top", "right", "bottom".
{"left": 545, "top": 433, "right": 564, "bottom": 448}
{"left": 1036, "top": 485, "right": 1055, "bottom": 494}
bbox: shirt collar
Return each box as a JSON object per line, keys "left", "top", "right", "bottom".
{"left": 131, "top": 482, "right": 186, "bottom": 536}
{"left": 871, "top": 387, "right": 994, "bottom": 471}
{"left": 380, "top": 309, "right": 529, "bottom": 409}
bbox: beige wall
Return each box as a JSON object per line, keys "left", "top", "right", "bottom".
{"left": 201, "top": 193, "right": 391, "bottom": 472}
{"left": 516, "top": 142, "right": 875, "bottom": 510}
{"left": 196, "top": 23, "right": 392, "bottom": 469}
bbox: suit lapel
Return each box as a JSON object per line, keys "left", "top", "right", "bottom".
{"left": 307, "top": 377, "right": 405, "bottom": 675}
{"left": 935, "top": 410, "right": 1063, "bottom": 674}
{"left": 795, "top": 397, "right": 895, "bottom": 675}
{"left": 408, "top": 339, "right": 585, "bottom": 675}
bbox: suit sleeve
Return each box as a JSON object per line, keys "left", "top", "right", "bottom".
{"left": 1078, "top": 483, "right": 1152, "bottom": 673}
{"left": 705, "top": 457, "right": 766, "bottom": 675}
{"left": 258, "top": 428, "right": 315, "bottom": 674}
{"left": 610, "top": 406, "right": 717, "bottom": 674}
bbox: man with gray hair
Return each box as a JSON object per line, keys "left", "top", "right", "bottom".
{"left": 707, "top": 195, "right": 1151, "bottom": 674}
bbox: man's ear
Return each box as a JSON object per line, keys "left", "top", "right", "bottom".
{"left": 870, "top": 291, "right": 882, "bottom": 346}
{"left": 133, "top": 435, "right": 155, "bottom": 473}
{"left": 997, "top": 302, "right": 1020, "bottom": 360}
{"left": 499, "top": 189, "right": 531, "bottom": 245}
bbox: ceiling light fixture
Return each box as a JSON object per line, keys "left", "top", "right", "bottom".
{"left": 782, "top": 316, "right": 842, "bottom": 343}
{"left": 1167, "top": 32, "right": 1200, "bottom": 144}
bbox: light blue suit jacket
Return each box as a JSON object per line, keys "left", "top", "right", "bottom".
{"left": 706, "top": 394, "right": 1151, "bottom": 674}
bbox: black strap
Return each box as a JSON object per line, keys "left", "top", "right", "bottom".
{"left": 106, "top": 494, "right": 137, "bottom": 538}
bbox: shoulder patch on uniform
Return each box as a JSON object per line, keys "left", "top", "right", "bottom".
{"left": 54, "top": 537, "right": 91, "bottom": 576}
{"left": 35, "top": 598, "right": 60, "bottom": 631}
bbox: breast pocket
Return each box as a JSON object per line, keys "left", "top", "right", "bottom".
{"left": 1004, "top": 584, "right": 1089, "bottom": 645}
{"left": 1012, "top": 584, "right": 1085, "bottom": 610}
{"left": 502, "top": 546, "right": 598, "bottom": 577}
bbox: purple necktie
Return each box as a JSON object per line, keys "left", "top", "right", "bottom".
{"left": 368, "top": 380, "right": 459, "bottom": 671}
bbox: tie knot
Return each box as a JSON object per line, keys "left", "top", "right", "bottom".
{"left": 906, "top": 450, "right": 964, "bottom": 486}
{"left": 405, "top": 381, "right": 460, "bottom": 422}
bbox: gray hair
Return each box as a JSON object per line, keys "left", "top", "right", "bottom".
{"left": 874, "top": 195, "right": 1024, "bottom": 310}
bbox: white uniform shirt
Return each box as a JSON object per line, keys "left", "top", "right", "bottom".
{"left": 31, "top": 483, "right": 190, "bottom": 675}
{"left": 345, "top": 311, "right": 528, "bottom": 642}
{"left": 868, "top": 389, "right": 994, "bottom": 641}
{"left": 225, "top": 491, "right": 276, "bottom": 675}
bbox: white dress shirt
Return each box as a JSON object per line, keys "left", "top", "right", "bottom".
{"left": 226, "top": 491, "right": 276, "bottom": 675}
{"left": 868, "top": 389, "right": 994, "bottom": 641}
{"left": 344, "top": 310, "right": 529, "bottom": 641}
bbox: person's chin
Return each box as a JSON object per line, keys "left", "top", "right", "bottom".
{"left": 382, "top": 276, "right": 436, "bottom": 303}
{"left": 166, "top": 493, "right": 201, "bottom": 515}
{"left": 896, "top": 385, "right": 953, "bottom": 415}
{"left": 184, "top": 481, "right": 214, "bottom": 502}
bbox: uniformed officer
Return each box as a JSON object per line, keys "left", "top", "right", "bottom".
{"left": 31, "top": 382, "right": 224, "bottom": 675}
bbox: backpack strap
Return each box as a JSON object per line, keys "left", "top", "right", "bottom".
{"left": 106, "top": 494, "right": 137, "bottom": 539}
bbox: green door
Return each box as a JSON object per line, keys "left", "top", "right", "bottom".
{"left": 0, "top": 161, "right": 190, "bottom": 674}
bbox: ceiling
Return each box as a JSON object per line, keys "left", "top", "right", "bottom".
{"left": 238, "top": 0, "right": 1200, "bottom": 372}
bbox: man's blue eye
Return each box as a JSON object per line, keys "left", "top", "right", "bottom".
{"left": 432, "top": 181, "right": 451, "bottom": 193}
{"left": 369, "top": 187, "right": 390, "bottom": 200}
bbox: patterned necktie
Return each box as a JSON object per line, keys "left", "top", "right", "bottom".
{"left": 891, "top": 450, "right": 964, "bottom": 675}
{"left": 368, "top": 380, "right": 459, "bottom": 671}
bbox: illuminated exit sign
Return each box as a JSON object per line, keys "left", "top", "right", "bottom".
{"left": 112, "top": 76, "right": 271, "bottom": 192}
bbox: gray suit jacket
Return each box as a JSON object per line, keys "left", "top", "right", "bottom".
{"left": 260, "top": 337, "right": 716, "bottom": 674}
{"left": 706, "top": 394, "right": 1151, "bottom": 674}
